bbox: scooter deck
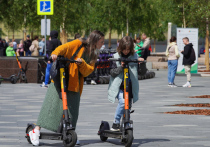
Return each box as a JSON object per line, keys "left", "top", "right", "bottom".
{"left": 40, "top": 132, "right": 62, "bottom": 140}
{"left": 101, "top": 130, "right": 122, "bottom": 139}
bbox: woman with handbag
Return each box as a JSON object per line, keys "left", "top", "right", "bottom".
{"left": 31, "top": 36, "right": 41, "bottom": 56}
{"left": 166, "top": 36, "right": 180, "bottom": 87}
{"left": 29, "top": 30, "right": 104, "bottom": 146}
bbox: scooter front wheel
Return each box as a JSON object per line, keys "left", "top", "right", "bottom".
{"left": 63, "top": 130, "right": 77, "bottom": 147}
{"left": 10, "top": 75, "right": 18, "bottom": 84}
{"left": 124, "top": 130, "right": 133, "bottom": 147}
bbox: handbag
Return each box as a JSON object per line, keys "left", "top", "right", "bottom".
{"left": 29, "top": 44, "right": 35, "bottom": 52}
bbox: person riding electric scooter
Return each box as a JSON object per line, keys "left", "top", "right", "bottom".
{"left": 98, "top": 36, "right": 144, "bottom": 147}
{"left": 25, "top": 30, "right": 105, "bottom": 146}
{"left": 26, "top": 56, "right": 80, "bottom": 147}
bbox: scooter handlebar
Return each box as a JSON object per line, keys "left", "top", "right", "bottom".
{"left": 108, "top": 58, "right": 145, "bottom": 63}
{"left": 49, "top": 56, "right": 82, "bottom": 63}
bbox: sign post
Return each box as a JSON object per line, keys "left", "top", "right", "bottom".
{"left": 176, "top": 28, "right": 199, "bottom": 74}
{"left": 41, "top": 19, "right": 50, "bottom": 36}
{"left": 37, "top": 0, "right": 54, "bottom": 56}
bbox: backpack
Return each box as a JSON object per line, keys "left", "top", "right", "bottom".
{"left": 190, "top": 47, "right": 196, "bottom": 64}
{"left": 29, "top": 44, "right": 35, "bottom": 52}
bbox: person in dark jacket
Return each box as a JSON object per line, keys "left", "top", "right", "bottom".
{"left": 45, "top": 36, "right": 51, "bottom": 58}
{"left": 2, "top": 39, "right": 8, "bottom": 56}
{"left": 40, "top": 30, "right": 62, "bottom": 88}
{"left": 0, "top": 38, "right": 4, "bottom": 56}
{"left": 46, "top": 30, "right": 62, "bottom": 58}
{"left": 24, "top": 35, "right": 32, "bottom": 56}
{"left": 181, "top": 37, "right": 194, "bottom": 88}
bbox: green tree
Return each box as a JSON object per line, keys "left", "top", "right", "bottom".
{"left": 2, "top": 0, "right": 23, "bottom": 39}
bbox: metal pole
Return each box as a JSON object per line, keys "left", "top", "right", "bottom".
{"left": 205, "top": 18, "right": 209, "bottom": 70}
{"left": 44, "top": 15, "right": 47, "bottom": 56}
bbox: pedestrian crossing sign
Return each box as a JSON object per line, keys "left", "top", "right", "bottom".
{"left": 37, "top": 0, "right": 54, "bottom": 15}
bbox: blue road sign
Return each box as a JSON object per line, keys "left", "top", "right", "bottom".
{"left": 40, "top": 1, "right": 51, "bottom": 12}
{"left": 37, "top": 0, "right": 54, "bottom": 15}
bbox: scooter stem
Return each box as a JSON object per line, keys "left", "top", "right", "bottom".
{"left": 123, "top": 64, "right": 130, "bottom": 122}
{"left": 60, "top": 67, "right": 68, "bottom": 120}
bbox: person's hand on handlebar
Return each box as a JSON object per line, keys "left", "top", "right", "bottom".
{"left": 51, "top": 54, "right": 57, "bottom": 62}
{"left": 121, "top": 62, "right": 125, "bottom": 67}
{"left": 138, "top": 58, "right": 144, "bottom": 64}
{"left": 138, "top": 58, "right": 144, "bottom": 62}
{"left": 76, "top": 58, "right": 82, "bottom": 65}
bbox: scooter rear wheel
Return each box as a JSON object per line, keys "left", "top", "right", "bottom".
{"left": 99, "top": 124, "right": 108, "bottom": 141}
{"left": 63, "top": 130, "right": 77, "bottom": 147}
{"left": 124, "top": 130, "right": 133, "bottom": 147}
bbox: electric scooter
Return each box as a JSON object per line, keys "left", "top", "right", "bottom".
{"left": 0, "top": 52, "right": 27, "bottom": 84}
{"left": 0, "top": 75, "right": 18, "bottom": 84}
{"left": 98, "top": 57, "right": 143, "bottom": 147}
{"left": 14, "top": 51, "right": 27, "bottom": 83}
{"left": 25, "top": 56, "right": 79, "bottom": 147}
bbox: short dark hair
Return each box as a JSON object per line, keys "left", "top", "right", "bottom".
{"left": 33, "top": 36, "right": 39, "bottom": 41}
{"left": 74, "top": 33, "right": 81, "bottom": 39}
{"left": 170, "top": 36, "right": 176, "bottom": 43}
{"left": 117, "top": 36, "right": 134, "bottom": 55}
{"left": 182, "top": 37, "right": 189, "bottom": 42}
{"left": 136, "top": 37, "right": 141, "bottom": 40}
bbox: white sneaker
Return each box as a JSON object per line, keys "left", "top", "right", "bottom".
{"left": 84, "top": 81, "right": 87, "bottom": 85}
{"left": 40, "top": 82, "right": 48, "bottom": 88}
{"left": 183, "top": 82, "right": 191, "bottom": 87}
{"left": 76, "top": 140, "right": 80, "bottom": 145}
{"left": 171, "top": 83, "right": 177, "bottom": 87}
{"left": 29, "top": 129, "right": 40, "bottom": 146}
{"left": 42, "top": 82, "right": 45, "bottom": 86}
{"left": 110, "top": 123, "right": 120, "bottom": 131}
{"left": 91, "top": 80, "right": 97, "bottom": 85}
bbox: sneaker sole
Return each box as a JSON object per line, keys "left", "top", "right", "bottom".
{"left": 110, "top": 128, "right": 120, "bottom": 131}
{"left": 183, "top": 85, "right": 191, "bottom": 88}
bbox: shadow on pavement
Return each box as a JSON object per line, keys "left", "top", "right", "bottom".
{"left": 135, "top": 138, "right": 170, "bottom": 146}
{"left": 27, "top": 138, "right": 170, "bottom": 147}
{"left": 40, "top": 142, "right": 63, "bottom": 146}
{"left": 173, "top": 86, "right": 204, "bottom": 88}
{"left": 77, "top": 138, "right": 170, "bottom": 147}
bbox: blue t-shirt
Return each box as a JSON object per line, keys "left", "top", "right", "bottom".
{"left": 13, "top": 42, "right": 17, "bottom": 49}
{"left": 39, "top": 41, "right": 45, "bottom": 52}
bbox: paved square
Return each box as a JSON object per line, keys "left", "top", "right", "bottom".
{"left": 0, "top": 70, "right": 210, "bottom": 147}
